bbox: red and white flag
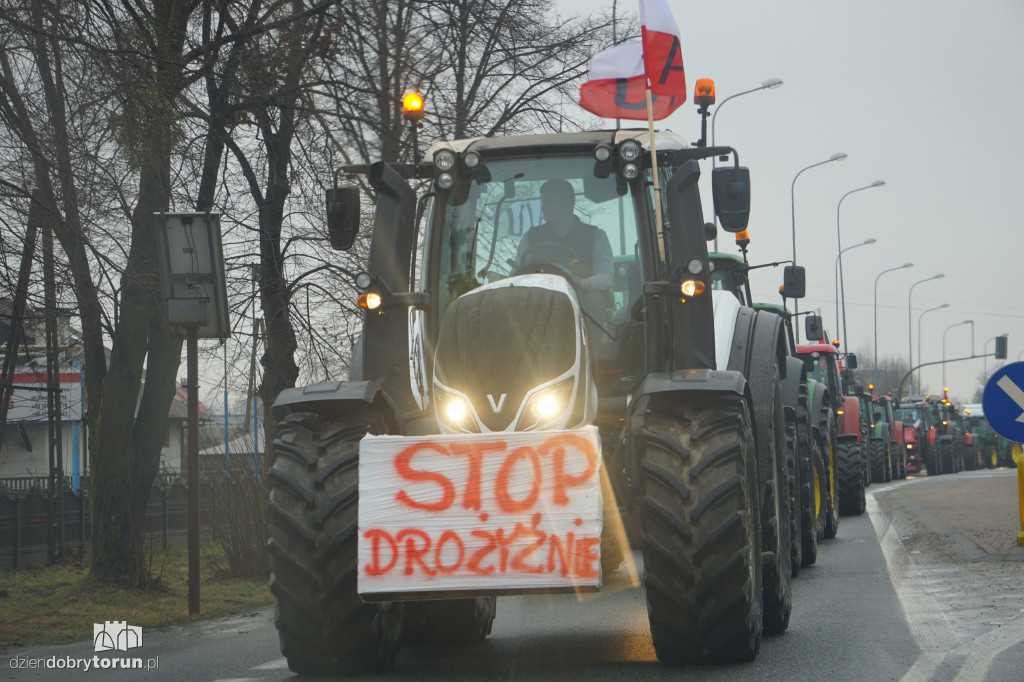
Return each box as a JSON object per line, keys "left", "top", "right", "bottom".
{"left": 639, "top": 0, "right": 686, "bottom": 97}
{"left": 578, "top": 41, "right": 684, "bottom": 120}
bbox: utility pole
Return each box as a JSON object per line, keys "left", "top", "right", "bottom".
{"left": 0, "top": 192, "right": 41, "bottom": 447}
{"left": 42, "top": 197, "right": 65, "bottom": 558}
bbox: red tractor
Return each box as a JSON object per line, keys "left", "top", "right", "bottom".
{"left": 796, "top": 315, "right": 865, "bottom": 523}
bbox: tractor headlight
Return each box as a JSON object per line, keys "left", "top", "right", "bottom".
{"left": 523, "top": 378, "right": 575, "bottom": 430}
{"left": 436, "top": 172, "right": 454, "bottom": 190}
{"left": 622, "top": 163, "right": 640, "bottom": 180}
{"left": 434, "top": 149, "right": 456, "bottom": 171}
{"left": 434, "top": 385, "right": 477, "bottom": 432}
{"left": 445, "top": 396, "right": 469, "bottom": 423}
{"left": 619, "top": 140, "right": 641, "bottom": 161}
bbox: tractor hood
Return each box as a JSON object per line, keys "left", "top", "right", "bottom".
{"left": 432, "top": 274, "right": 596, "bottom": 433}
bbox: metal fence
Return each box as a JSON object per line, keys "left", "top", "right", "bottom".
{"left": 0, "top": 473, "right": 243, "bottom": 570}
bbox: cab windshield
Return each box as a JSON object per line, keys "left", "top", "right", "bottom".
{"left": 895, "top": 406, "right": 922, "bottom": 425}
{"left": 433, "top": 155, "right": 641, "bottom": 314}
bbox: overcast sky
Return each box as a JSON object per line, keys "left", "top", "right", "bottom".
{"left": 556, "top": 0, "right": 1024, "bottom": 402}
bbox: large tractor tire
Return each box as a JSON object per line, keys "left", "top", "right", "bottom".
{"left": 837, "top": 440, "right": 866, "bottom": 516}
{"left": 939, "top": 439, "right": 955, "bottom": 475}
{"left": 892, "top": 441, "right": 907, "bottom": 480}
{"left": 785, "top": 418, "right": 802, "bottom": 578}
{"left": 640, "top": 396, "right": 763, "bottom": 664}
{"left": 799, "top": 416, "right": 823, "bottom": 567}
{"left": 268, "top": 411, "right": 404, "bottom": 675}
{"left": 923, "top": 443, "right": 941, "bottom": 476}
{"left": 869, "top": 438, "right": 888, "bottom": 484}
{"left": 757, "top": 371, "right": 792, "bottom": 636}
{"left": 821, "top": 408, "right": 840, "bottom": 540}
{"left": 404, "top": 598, "right": 496, "bottom": 645}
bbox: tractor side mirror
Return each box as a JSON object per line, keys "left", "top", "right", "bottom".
{"left": 805, "top": 314, "right": 823, "bottom": 341}
{"left": 780, "top": 266, "right": 806, "bottom": 299}
{"left": 846, "top": 353, "right": 858, "bottom": 369}
{"left": 712, "top": 166, "right": 750, "bottom": 232}
{"left": 326, "top": 183, "right": 360, "bottom": 251}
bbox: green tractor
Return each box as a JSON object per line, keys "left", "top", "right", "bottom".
{"left": 710, "top": 249, "right": 821, "bottom": 569}
{"left": 267, "top": 126, "right": 797, "bottom": 673}
{"left": 962, "top": 404, "right": 1014, "bottom": 468}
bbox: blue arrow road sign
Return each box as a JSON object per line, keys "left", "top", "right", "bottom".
{"left": 982, "top": 362, "right": 1024, "bottom": 442}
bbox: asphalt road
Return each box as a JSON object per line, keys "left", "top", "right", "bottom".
{"left": 4, "top": 470, "right": 1022, "bottom": 681}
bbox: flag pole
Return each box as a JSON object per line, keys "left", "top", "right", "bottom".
{"left": 645, "top": 88, "right": 665, "bottom": 260}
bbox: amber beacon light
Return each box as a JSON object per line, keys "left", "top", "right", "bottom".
{"left": 403, "top": 92, "right": 425, "bottom": 122}
{"left": 694, "top": 79, "right": 716, "bottom": 107}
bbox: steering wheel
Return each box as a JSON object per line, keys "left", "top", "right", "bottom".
{"left": 518, "top": 242, "right": 581, "bottom": 270}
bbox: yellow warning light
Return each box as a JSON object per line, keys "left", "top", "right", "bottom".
{"left": 680, "top": 279, "right": 707, "bottom": 298}
{"left": 358, "top": 292, "right": 382, "bottom": 310}
{"left": 403, "top": 92, "right": 425, "bottom": 122}
{"left": 837, "top": 409, "right": 845, "bottom": 415}
{"left": 694, "top": 79, "right": 716, "bottom": 106}
{"left": 735, "top": 229, "right": 750, "bottom": 244}
{"left": 965, "top": 408, "right": 972, "bottom": 414}
{"left": 832, "top": 339, "right": 840, "bottom": 348}
{"left": 868, "top": 384, "right": 875, "bottom": 390}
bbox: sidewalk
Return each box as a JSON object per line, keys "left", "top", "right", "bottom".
{"left": 895, "top": 469, "right": 1024, "bottom": 558}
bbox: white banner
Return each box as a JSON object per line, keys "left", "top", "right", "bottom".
{"left": 358, "top": 426, "right": 603, "bottom": 598}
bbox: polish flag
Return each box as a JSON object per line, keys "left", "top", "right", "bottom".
{"left": 578, "top": 41, "right": 684, "bottom": 120}
{"left": 640, "top": 0, "right": 686, "bottom": 97}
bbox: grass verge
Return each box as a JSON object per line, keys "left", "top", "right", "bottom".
{"left": 0, "top": 544, "right": 272, "bottom": 650}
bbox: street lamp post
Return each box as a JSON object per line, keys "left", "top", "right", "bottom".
{"left": 711, "top": 78, "right": 783, "bottom": 250}
{"left": 837, "top": 181, "right": 885, "bottom": 351}
{"left": 917, "top": 303, "right": 949, "bottom": 396}
{"left": 942, "top": 320, "right": 973, "bottom": 387}
{"left": 874, "top": 262, "right": 914, "bottom": 366}
{"left": 791, "top": 152, "right": 847, "bottom": 341}
{"left": 908, "top": 274, "right": 945, "bottom": 395}
{"left": 833, "top": 238, "right": 876, "bottom": 345}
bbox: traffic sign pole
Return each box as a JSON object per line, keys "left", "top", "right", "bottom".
{"left": 980, "top": 365, "right": 1024, "bottom": 548}
{"left": 1014, "top": 444, "right": 1024, "bottom": 547}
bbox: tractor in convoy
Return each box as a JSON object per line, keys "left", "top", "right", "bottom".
{"left": 862, "top": 392, "right": 906, "bottom": 482}
{"left": 709, "top": 249, "right": 822, "bottom": 570}
{"left": 962, "top": 403, "right": 1015, "bottom": 468}
{"left": 796, "top": 317, "right": 864, "bottom": 522}
{"left": 266, "top": 102, "right": 799, "bottom": 672}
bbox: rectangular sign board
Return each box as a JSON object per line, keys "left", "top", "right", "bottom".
{"left": 358, "top": 426, "right": 603, "bottom": 599}
{"left": 7, "top": 371, "right": 83, "bottom": 422}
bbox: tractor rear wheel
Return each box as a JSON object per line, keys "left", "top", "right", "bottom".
{"left": 869, "top": 438, "right": 887, "bottom": 484}
{"left": 785, "top": 418, "right": 802, "bottom": 578}
{"left": 759, "top": 373, "right": 792, "bottom": 636}
{"left": 939, "top": 440, "right": 955, "bottom": 475}
{"left": 640, "top": 396, "right": 763, "bottom": 664}
{"left": 837, "top": 441, "right": 865, "bottom": 516}
{"left": 799, "top": 417, "right": 823, "bottom": 567}
{"left": 268, "top": 411, "right": 404, "bottom": 675}
{"left": 821, "top": 408, "right": 840, "bottom": 540}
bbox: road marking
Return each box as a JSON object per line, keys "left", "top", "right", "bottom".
{"left": 867, "top": 493, "right": 960, "bottom": 654}
{"left": 950, "top": 615, "right": 1024, "bottom": 682}
{"left": 995, "top": 375, "right": 1024, "bottom": 422}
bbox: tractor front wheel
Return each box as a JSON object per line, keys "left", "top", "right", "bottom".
{"left": 640, "top": 396, "right": 763, "bottom": 663}
{"left": 268, "top": 410, "right": 404, "bottom": 675}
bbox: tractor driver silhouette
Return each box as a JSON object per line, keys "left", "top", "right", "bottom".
{"left": 515, "top": 179, "right": 614, "bottom": 328}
